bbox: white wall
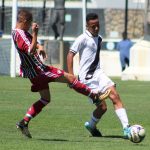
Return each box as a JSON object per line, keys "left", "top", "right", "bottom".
{"left": 0, "top": 0, "right": 145, "bottom": 9}
{"left": 122, "top": 40, "right": 150, "bottom": 81}
{"left": 93, "top": 0, "right": 145, "bottom": 9}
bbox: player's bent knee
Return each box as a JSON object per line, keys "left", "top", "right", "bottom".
{"left": 40, "top": 97, "right": 51, "bottom": 105}
{"left": 109, "top": 92, "right": 121, "bottom": 105}
{"left": 109, "top": 89, "right": 119, "bottom": 99}
{"left": 97, "top": 102, "right": 107, "bottom": 113}
{"left": 101, "top": 105, "right": 107, "bottom": 113}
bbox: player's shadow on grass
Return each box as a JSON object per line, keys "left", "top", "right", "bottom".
{"left": 37, "top": 138, "right": 69, "bottom": 142}
{"left": 37, "top": 135, "right": 125, "bottom": 142}
{"left": 102, "top": 135, "right": 125, "bottom": 139}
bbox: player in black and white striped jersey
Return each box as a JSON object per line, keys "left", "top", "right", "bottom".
{"left": 67, "top": 13, "right": 130, "bottom": 138}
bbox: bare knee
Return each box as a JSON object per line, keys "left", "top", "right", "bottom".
{"left": 41, "top": 97, "right": 51, "bottom": 103}
{"left": 97, "top": 102, "right": 107, "bottom": 114}
{"left": 109, "top": 90, "right": 123, "bottom": 107}
{"left": 110, "top": 92, "right": 120, "bottom": 101}
{"left": 39, "top": 89, "right": 51, "bottom": 103}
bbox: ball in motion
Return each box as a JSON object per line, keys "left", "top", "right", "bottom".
{"left": 128, "top": 124, "right": 146, "bottom": 143}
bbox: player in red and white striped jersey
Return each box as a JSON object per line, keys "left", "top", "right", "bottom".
{"left": 12, "top": 10, "right": 110, "bottom": 138}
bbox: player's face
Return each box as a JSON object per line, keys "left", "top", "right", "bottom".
{"left": 24, "top": 19, "right": 32, "bottom": 31}
{"left": 87, "top": 19, "right": 100, "bottom": 37}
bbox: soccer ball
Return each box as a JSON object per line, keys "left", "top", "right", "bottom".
{"left": 128, "top": 124, "right": 146, "bottom": 143}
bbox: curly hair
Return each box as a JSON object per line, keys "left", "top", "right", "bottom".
{"left": 17, "top": 9, "right": 33, "bottom": 23}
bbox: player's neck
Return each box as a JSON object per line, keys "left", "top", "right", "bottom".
{"left": 16, "top": 23, "right": 27, "bottom": 31}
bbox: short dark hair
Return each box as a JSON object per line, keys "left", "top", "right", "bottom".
{"left": 86, "top": 13, "right": 98, "bottom": 23}
{"left": 17, "top": 9, "right": 33, "bottom": 23}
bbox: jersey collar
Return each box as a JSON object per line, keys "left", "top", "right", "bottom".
{"left": 85, "top": 30, "right": 100, "bottom": 38}
{"left": 85, "top": 30, "right": 93, "bottom": 37}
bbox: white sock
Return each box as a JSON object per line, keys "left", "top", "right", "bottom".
{"left": 115, "top": 108, "right": 129, "bottom": 129}
{"left": 89, "top": 114, "right": 100, "bottom": 129}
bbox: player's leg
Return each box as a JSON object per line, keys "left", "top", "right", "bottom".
{"left": 83, "top": 73, "right": 109, "bottom": 137}
{"left": 55, "top": 72, "right": 110, "bottom": 136}
{"left": 125, "top": 57, "right": 129, "bottom": 67}
{"left": 55, "top": 73, "right": 95, "bottom": 100}
{"left": 108, "top": 86, "right": 130, "bottom": 138}
{"left": 16, "top": 84, "right": 50, "bottom": 138}
{"left": 23, "top": 89, "right": 50, "bottom": 123}
{"left": 44, "top": 66, "right": 110, "bottom": 101}
{"left": 85, "top": 101, "right": 107, "bottom": 137}
{"left": 120, "top": 53, "right": 126, "bottom": 71}
{"left": 84, "top": 70, "right": 126, "bottom": 137}
{"left": 96, "top": 71, "right": 130, "bottom": 137}
{"left": 90, "top": 102, "right": 107, "bottom": 128}
{"left": 55, "top": 72, "right": 110, "bottom": 103}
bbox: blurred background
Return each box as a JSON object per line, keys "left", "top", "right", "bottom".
{"left": 0, "top": 0, "right": 150, "bottom": 79}
{"left": 0, "top": 0, "right": 146, "bottom": 38}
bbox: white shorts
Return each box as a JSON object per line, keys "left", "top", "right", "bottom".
{"left": 80, "top": 70, "right": 115, "bottom": 103}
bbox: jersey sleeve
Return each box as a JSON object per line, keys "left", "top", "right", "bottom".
{"left": 16, "top": 31, "right": 31, "bottom": 54}
{"left": 70, "top": 35, "right": 86, "bottom": 54}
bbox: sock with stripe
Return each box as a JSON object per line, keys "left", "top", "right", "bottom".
{"left": 88, "top": 113, "right": 100, "bottom": 129}
{"left": 23, "top": 98, "right": 49, "bottom": 123}
{"left": 70, "top": 79, "right": 95, "bottom": 98}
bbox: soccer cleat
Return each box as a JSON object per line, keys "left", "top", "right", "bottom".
{"left": 85, "top": 122, "right": 102, "bottom": 137}
{"left": 99, "top": 89, "right": 111, "bottom": 101}
{"left": 16, "top": 120, "right": 32, "bottom": 138}
{"left": 123, "top": 125, "right": 131, "bottom": 139}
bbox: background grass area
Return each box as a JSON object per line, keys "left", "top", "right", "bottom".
{"left": 0, "top": 76, "right": 150, "bottom": 150}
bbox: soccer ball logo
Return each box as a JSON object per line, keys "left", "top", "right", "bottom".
{"left": 128, "top": 124, "right": 146, "bottom": 143}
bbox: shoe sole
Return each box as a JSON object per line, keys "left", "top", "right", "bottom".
{"left": 99, "top": 89, "right": 111, "bottom": 100}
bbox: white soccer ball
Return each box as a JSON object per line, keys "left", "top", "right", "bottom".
{"left": 128, "top": 124, "right": 146, "bottom": 143}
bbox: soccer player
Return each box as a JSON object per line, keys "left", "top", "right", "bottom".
{"left": 67, "top": 13, "right": 130, "bottom": 138}
{"left": 12, "top": 10, "right": 110, "bottom": 138}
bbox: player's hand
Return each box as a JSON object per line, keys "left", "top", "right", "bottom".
{"left": 38, "top": 49, "right": 47, "bottom": 60}
{"left": 32, "top": 23, "right": 39, "bottom": 34}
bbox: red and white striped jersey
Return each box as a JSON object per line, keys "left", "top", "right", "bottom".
{"left": 12, "top": 29, "right": 47, "bottom": 79}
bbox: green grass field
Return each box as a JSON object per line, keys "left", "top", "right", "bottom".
{"left": 0, "top": 76, "right": 150, "bottom": 150}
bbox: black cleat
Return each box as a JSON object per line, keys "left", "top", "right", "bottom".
{"left": 16, "top": 120, "right": 32, "bottom": 138}
{"left": 85, "top": 122, "right": 102, "bottom": 137}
